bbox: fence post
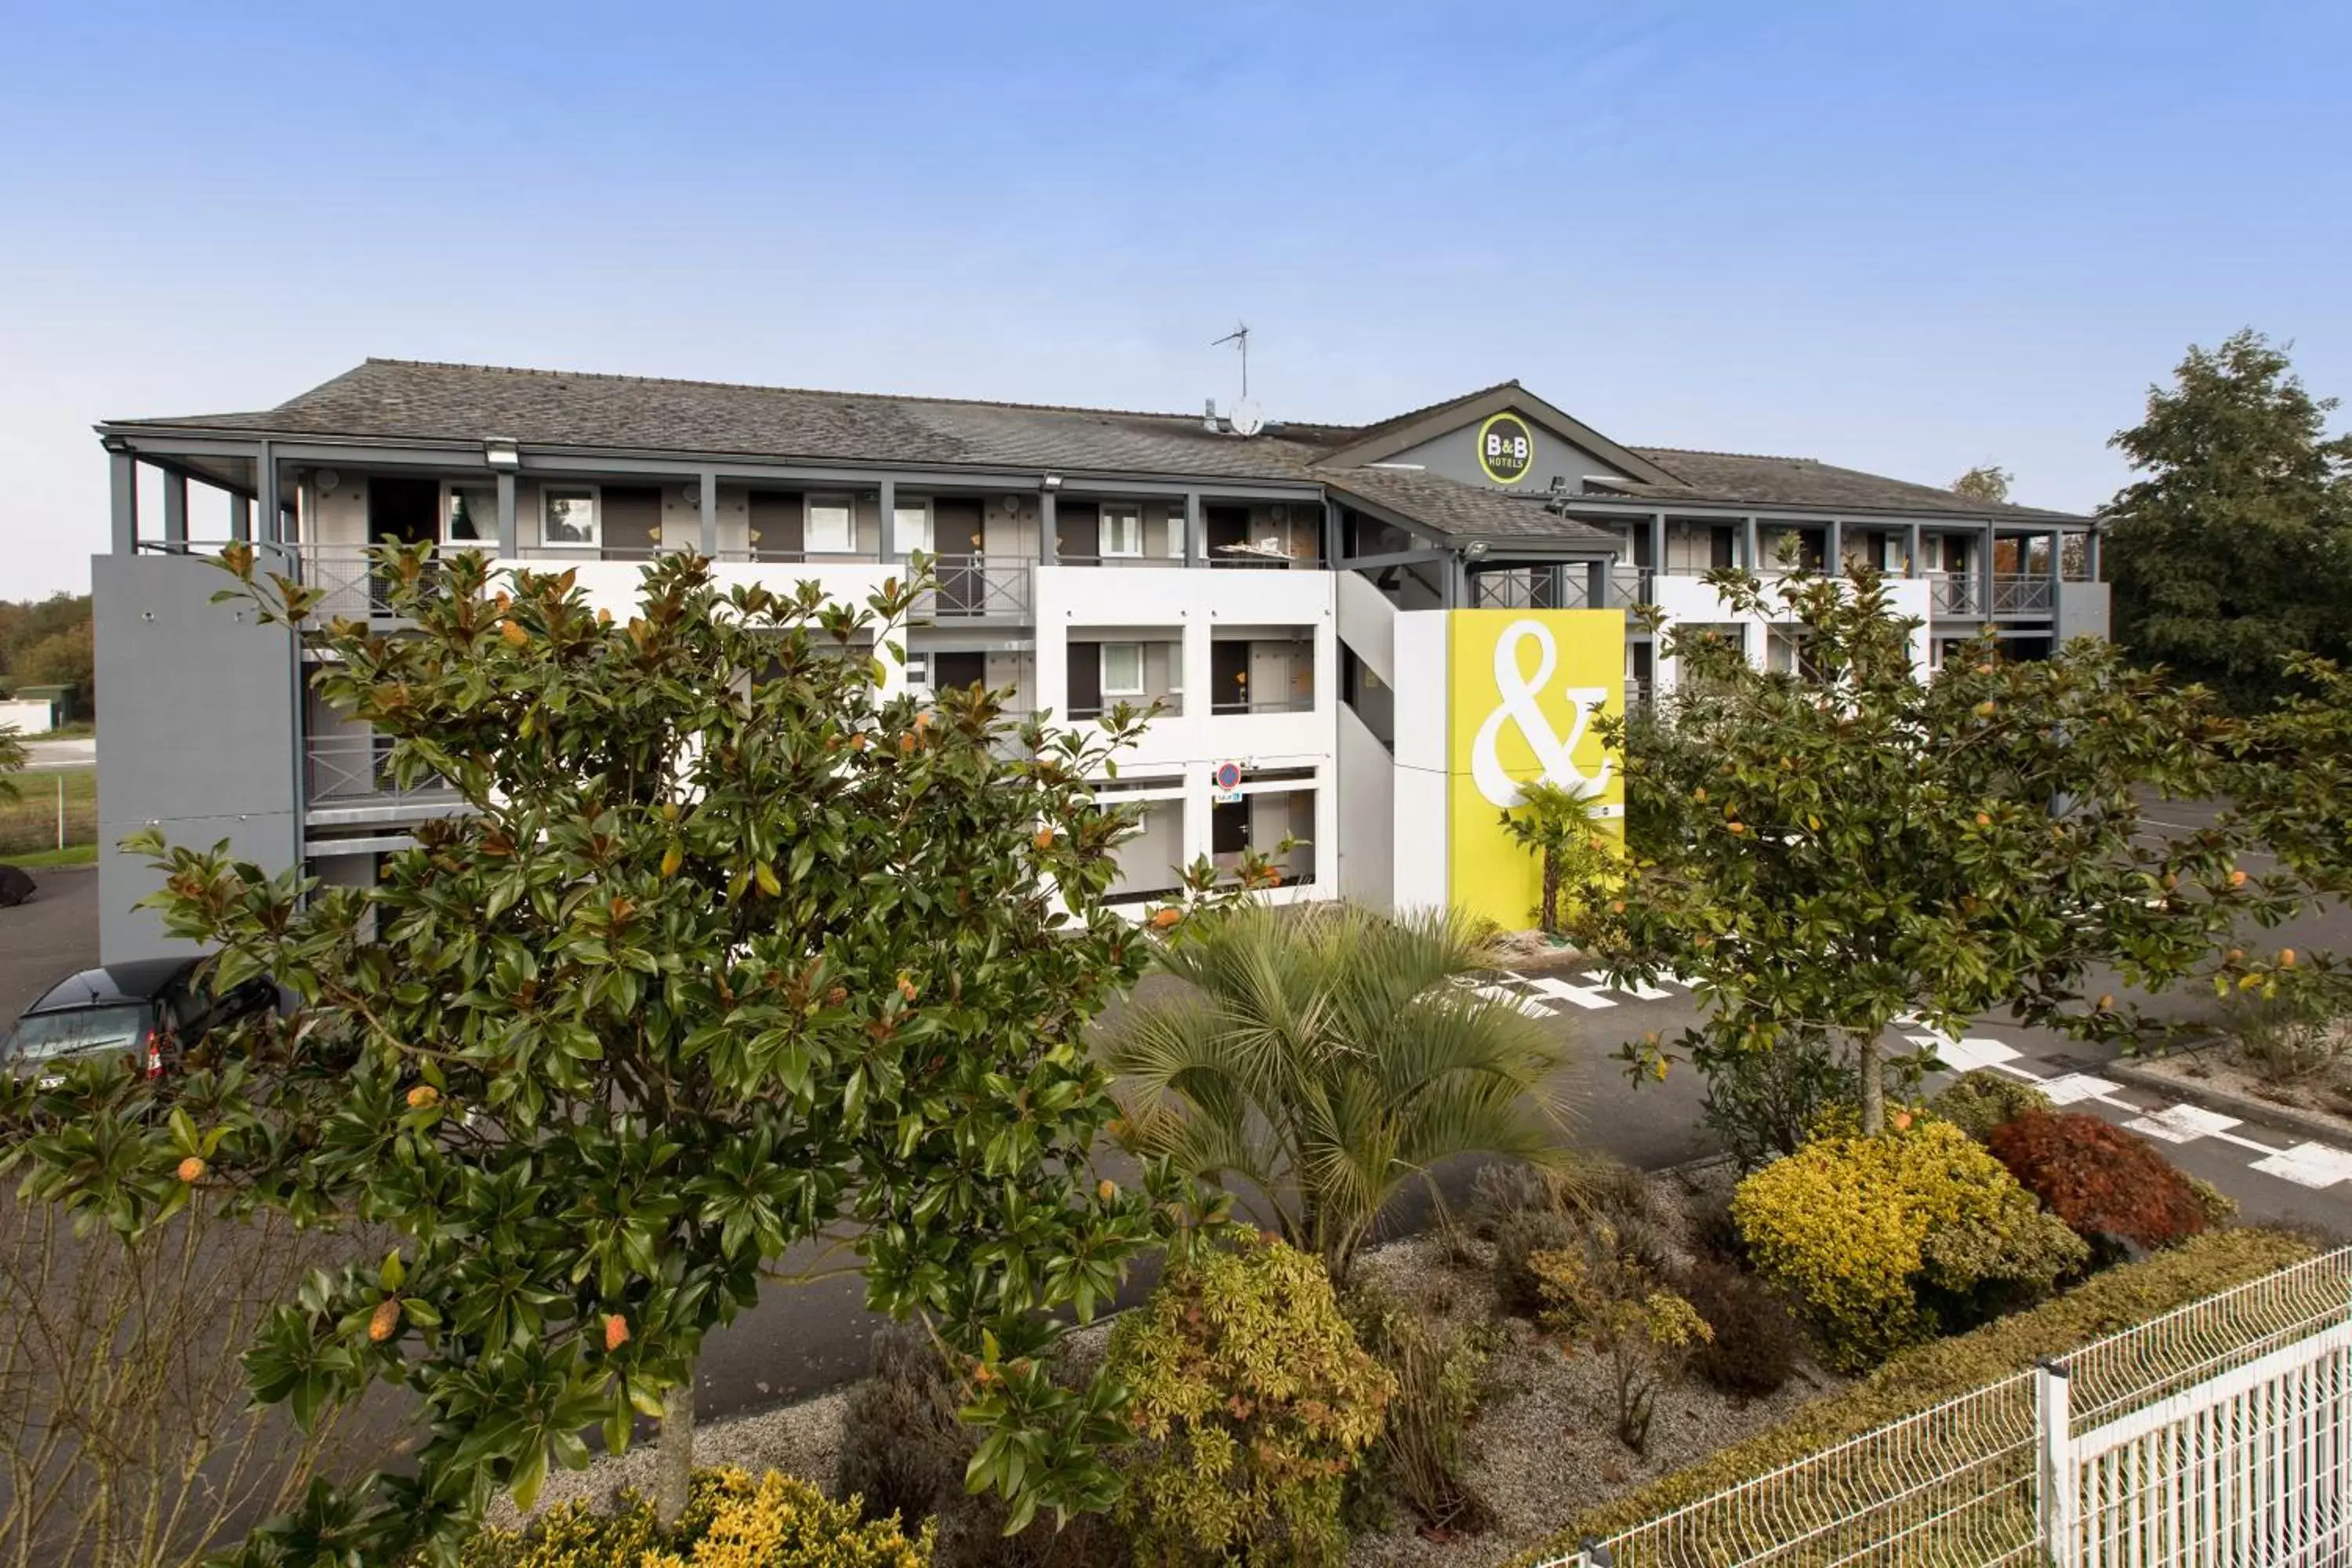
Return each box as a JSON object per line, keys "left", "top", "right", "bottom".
{"left": 55, "top": 773, "right": 64, "bottom": 851}
{"left": 2037, "top": 1359, "right": 2080, "bottom": 1568}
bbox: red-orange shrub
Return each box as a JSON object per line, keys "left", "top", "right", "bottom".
{"left": 1987, "top": 1109, "right": 2209, "bottom": 1252}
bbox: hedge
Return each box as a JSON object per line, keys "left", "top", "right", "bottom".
{"left": 1507, "top": 1226, "right": 2318, "bottom": 1565}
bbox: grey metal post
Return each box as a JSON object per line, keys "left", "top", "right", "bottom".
{"left": 1647, "top": 510, "right": 1667, "bottom": 579}
{"left": 162, "top": 471, "right": 188, "bottom": 545}
{"left": 109, "top": 451, "right": 138, "bottom": 554}
{"left": 1039, "top": 488, "right": 1058, "bottom": 564}
{"left": 699, "top": 470, "right": 719, "bottom": 556}
{"left": 228, "top": 493, "right": 251, "bottom": 544}
{"left": 877, "top": 478, "right": 897, "bottom": 562}
{"left": 1824, "top": 517, "right": 1842, "bottom": 573}
{"left": 1587, "top": 559, "right": 1607, "bottom": 610}
{"left": 1980, "top": 523, "right": 1997, "bottom": 617}
{"left": 1905, "top": 522, "right": 1922, "bottom": 576}
{"left": 2035, "top": 1360, "right": 2079, "bottom": 1566}
{"left": 2084, "top": 528, "right": 2101, "bottom": 582}
{"left": 2046, "top": 528, "right": 2063, "bottom": 597}
{"left": 257, "top": 441, "right": 281, "bottom": 546}
{"left": 1742, "top": 514, "right": 1760, "bottom": 571}
{"left": 1323, "top": 499, "right": 1341, "bottom": 568}
{"left": 1185, "top": 492, "right": 1204, "bottom": 568}
{"left": 495, "top": 472, "right": 517, "bottom": 555}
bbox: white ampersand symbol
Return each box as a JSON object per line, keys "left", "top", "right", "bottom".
{"left": 1469, "top": 619, "right": 1614, "bottom": 808}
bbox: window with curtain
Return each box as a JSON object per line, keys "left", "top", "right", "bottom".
{"left": 894, "top": 502, "right": 933, "bottom": 554}
{"left": 807, "top": 496, "right": 855, "bottom": 554}
{"left": 1102, "top": 642, "right": 1145, "bottom": 695}
{"left": 445, "top": 485, "right": 498, "bottom": 546}
{"left": 542, "top": 488, "right": 598, "bottom": 546}
{"left": 1102, "top": 505, "right": 1142, "bottom": 557}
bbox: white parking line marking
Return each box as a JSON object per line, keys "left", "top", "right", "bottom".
{"left": 2038, "top": 1073, "right": 2125, "bottom": 1105}
{"left": 1527, "top": 975, "right": 1619, "bottom": 1011}
{"left": 2251, "top": 1144, "right": 2352, "bottom": 1189}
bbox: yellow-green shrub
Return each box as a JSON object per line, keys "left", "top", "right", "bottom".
{"left": 1511, "top": 1226, "right": 2318, "bottom": 1565}
{"left": 459, "top": 1468, "right": 931, "bottom": 1568}
{"left": 1731, "top": 1117, "right": 2088, "bottom": 1368}
{"left": 1106, "top": 1234, "right": 1393, "bottom": 1567}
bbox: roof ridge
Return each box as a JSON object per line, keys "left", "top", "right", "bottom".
{"left": 1635, "top": 444, "right": 1818, "bottom": 463}
{"left": 351, "top": 357, "right": 1348, "bottom": 436}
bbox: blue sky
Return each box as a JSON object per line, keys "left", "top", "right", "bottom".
{"left": 2, "top": 1, "right": 2346, "bottom": 596}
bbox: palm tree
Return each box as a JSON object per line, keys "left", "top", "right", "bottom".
{"left": 1497, "top": 779, "right": 1616, "bottom": 935}
{"left": 1105, "top": 904, "right": 1573, "bottom": 1285}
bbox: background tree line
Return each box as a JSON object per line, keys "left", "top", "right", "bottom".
{"left": 0, "top": 591, "right": 94, "bottom": 717}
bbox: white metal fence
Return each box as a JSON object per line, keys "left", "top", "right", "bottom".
{"left": 1549, "top": 1248, "right": 2352, "bottom": 1567}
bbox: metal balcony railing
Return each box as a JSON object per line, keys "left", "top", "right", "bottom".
{"left": 1210, "top": 695, "right": 1318, "bottom": 716}
{"left": 1473, "top": 567, "right": 1648, "bottom": 612}
{"left": 1925, "top": 570, "right": 1981, "bottom": 619}
{"left": 305, "top": 732, "right": 459, "bottom": 808}
{"left": 912, "top": 555, "right": 1030, "bottom": 619}
{"left": 1990, "top": 573, "right": 2055, "bottom": 615}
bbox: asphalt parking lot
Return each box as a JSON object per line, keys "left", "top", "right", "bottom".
{"left": 0, "top": 864, "right": 97, "bottom": 1029}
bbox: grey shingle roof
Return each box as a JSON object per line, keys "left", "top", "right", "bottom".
{"left": 107, "top": 359, "right": 2088, "bottom": 531}
{"left": 114, "top": 358, "right": 1336, "bottom": 484}
{"left": 1319, "top": 466, "right": 1617, "bottom": 548}
{"left": 1623, "top": 448, "right": 2085, "bottom": 523}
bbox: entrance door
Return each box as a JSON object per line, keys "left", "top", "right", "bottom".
{"left": 366, "top": 477, "right": 440, "bottom": 616}
{"left": 1206, "top": 505, "right": 1250, "bottom": 562}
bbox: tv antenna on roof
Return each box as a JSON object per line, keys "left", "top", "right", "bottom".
{"left": 1211, "top": 322, "right": 1264, "bottom": 435}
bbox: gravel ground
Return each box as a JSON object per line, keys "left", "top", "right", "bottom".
{"left": 2140, "top": 1038, "right": 2352, "bottom": 1138}
{"left": 490, "top": 1170, "right": 1841, "bottom": 1567}
{"left": 1341, "top": 1172, "right": 1846, "bottom": 1568}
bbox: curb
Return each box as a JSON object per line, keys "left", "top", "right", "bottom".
{"left": 2103, "top": 1052, "right": 2352, "bottom": 1149}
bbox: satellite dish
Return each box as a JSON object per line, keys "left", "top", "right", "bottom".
{"left": 1228, "top": 397, "right": 1266, "bottom": 437}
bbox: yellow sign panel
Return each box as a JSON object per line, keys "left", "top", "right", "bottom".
{"left": 1445, "top": 609, "right": 1624, "bottom": 931}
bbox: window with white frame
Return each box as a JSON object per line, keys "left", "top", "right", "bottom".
{"left": 444, "top": 485, "right": 498, "bottom": 546}
{"left": 1166, "top": 503, "right": 1189, "bottom": 558}
{"left": 893, "top": 500, "right": 933, "bottom": 554}
{"left": 1167, "top": 641, "right": 1183, "bottom": 695}
{"left": 1102, "top": 504, "right": 1143, "bottom": 557}
{"left": 807, "top": 495, "right": 855, "bottom": 554}
{"left": 1102, "top": 642, "right": 1145, "bottom": 696}
{"left": 541, "top": 486, "right": 599, "bottom": 547}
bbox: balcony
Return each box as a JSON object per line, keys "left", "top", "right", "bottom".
{"left": 1926, "top": 572, "right": 2056, "bottom": 619}
{"left": 1472, "top": 566, "right": 1648, "bottom": 612}
{"left": 1990, "top": 574, "right": 2054, "bottom": 615}
{"left": 909, "top": 555, "right": 1030, "bottom": 620}
{"left": 304, "top": 731, "right": 461, "bottom": 818}
{"left": 1925, "top": 571, "right": 1980, "bottom": 619}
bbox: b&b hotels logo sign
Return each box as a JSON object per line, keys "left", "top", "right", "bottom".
{"left": 1446, "top": 610, "right": 1624, "bottom": 929}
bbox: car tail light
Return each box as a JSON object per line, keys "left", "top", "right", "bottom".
{"left": 144, "top": 1026, "right": 163, "bottom": 1079}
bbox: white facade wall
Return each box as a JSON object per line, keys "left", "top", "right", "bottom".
{"left": 1650, "top": 573, "right": 1934, "bottom": 694}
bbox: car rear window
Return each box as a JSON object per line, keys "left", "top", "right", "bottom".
{"left": 5, "top": 1004, "right": 151, "bottom": 1064}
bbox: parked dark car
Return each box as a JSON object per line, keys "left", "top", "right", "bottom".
{"left": 1, "top": 958, "right": 278, "bottom": 1080}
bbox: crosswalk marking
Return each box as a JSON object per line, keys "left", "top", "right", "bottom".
{"left": 1528, "top": 975, "right": 1621, "bottom": 1011}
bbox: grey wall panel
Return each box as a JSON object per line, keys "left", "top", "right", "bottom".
{"left": 2056, "top": 581, "right": 2111, "bottom": 643}
{"left": 1381, "top": 412, "right": 1621, "bottom": 495}
{"left": 93, "top": 554, "right": 301, "bottom": 962}
{"left": 1336, "top": 704, "right": 1394, "bottom": 912}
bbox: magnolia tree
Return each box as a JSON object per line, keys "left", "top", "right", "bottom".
{"left": 0, "top": 545, "right": 1221, "bottom": 1563}
{"left": 1583, "top": 565, "right": 2295, "bottom": 1138}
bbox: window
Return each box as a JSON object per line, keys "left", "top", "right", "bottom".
{"left": 1167, "top": 641, "right": 1183, "bottom": 695}
{"left": 1166, "top": 504, "right": 1189, "bottom": 558}
{"left": 444, "top": 485, "right": 498, "bottom": 546}
{"left": 894, "top": 500, "right": 933, "bottom": 554}
{"left": 1102, "top": 505, "right": 1143, "bottom": 557}
{"left": 1102, "top": 642, "right": 1145, "bottom": 696}
{"left": 807, "top": 495, "right": 855, "bottom": 554}
{"left": 542, "top": 486, "right": 599, "bottom": 547}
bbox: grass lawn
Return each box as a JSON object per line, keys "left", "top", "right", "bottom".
{"left": 1, "top": 841, "right": 97, "bottom": 869}
{"left": 0, "top": 767, "right": 96, "bottom": 856}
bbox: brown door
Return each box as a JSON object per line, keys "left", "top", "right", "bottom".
{"left": 1066, "top": 641, "right": 1102, "bottom": 718}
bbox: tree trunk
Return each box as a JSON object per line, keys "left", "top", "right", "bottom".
{"left": 653, "top": 1360, "right": 696, "bottom": 1529}
{"left": 1857, "top": 1033, "right": 1886, "bottom": 1136}
{"left": 1541, "top": 849, "right": 1562, "bottom": 935}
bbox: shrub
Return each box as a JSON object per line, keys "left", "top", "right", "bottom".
{"left": 1105, "top": 1235, "right": 1393, "bottom": 1568}
{"left": 1987, "top": 1109, "right": 2210, "bottom": 1254}
{"left": 1532, "top": 1225, "right": 1711, "bottom": 1454}
{"left": 1732, "top": 1118, "right": 2089, "bottom": 1369}
{"left": 1521, "top": 1227, "right": 2320, "bottom": 1563}
{"left": 1929, "top": 1070, "right": 2056, "bottom": 1142}
{"left": 836, "top": 1326, "right": 966, "bottom": 1530}
{"left": 1491, "top": 1205, "right": 1580, "bottom": 1316}
{"left": 1344, "top": 1282, "right": 1493, "bottom": 1536}
{"left": 2227, "top": 971, "right": 2350, "bottom": 1083}
{"left": 1681, "top": 1259, "right": 1800, "bottom": 1398}
{"left": 461, "top": 1468, "right": 932, "bottom": 1568}
{"left": 1694, "top": 1028, "right": 1862, "bottom": 1170}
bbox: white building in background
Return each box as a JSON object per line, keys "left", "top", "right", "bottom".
{"left": 91, "top": 364, "right": 2104, "bottom": 955}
